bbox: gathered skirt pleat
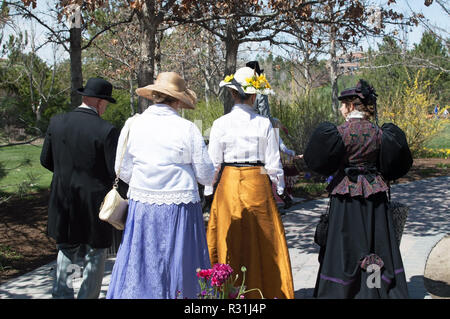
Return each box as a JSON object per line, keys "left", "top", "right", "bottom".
{"left": 314, "top": 193, "right": 409, "bottom": 299}
{"left": 106, "top": 200, "right": 210, "bottom": 299}
{"left": 207, "top": 166, "right": 294, "bottom": 299}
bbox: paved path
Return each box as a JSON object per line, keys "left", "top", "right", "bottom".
{"left": 0, "top": 176, "right": 448, "bottom": 299}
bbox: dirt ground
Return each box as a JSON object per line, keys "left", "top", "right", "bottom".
{"left": 0, "top": 157, "right": 449, "bottom": 285}
{"left": 0, "top": 192, "right": 56, "bottom": 284}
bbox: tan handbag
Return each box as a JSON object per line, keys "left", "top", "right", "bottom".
{"left": 99, "top": 116, "right": 136, "bottom": 230}
{"left": 99, "top": 179, "right": 128, "bottom": 230}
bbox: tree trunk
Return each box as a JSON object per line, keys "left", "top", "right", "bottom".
{"left": 28, "top": 64, "right": 35, "bottom": 118}
{"left": 155, "top": 30, "right": 163, "bottom": 75}
{"left": 136, "top": 28, "right": 156, "bottom": 112}
{"left": 70, "top": 27, "right": 83, "bottom": 109}
{"left": 304, "top": 51, "right": 312, "bottom": 96}
{"left": 204, "top": 39, "right": 210, "bottom": 106}
{"left": 181, "top": 61, "right": 186, "bottom": 79}
{"left": 129, "top": 76, "right": 135, "bottom": 115}
{"left": 29, "top": 24, "right": 40, "bottom": 124}
{"left": 35, "top": 101, "right": 43, "bottom": 123}
{"left": 329, "top": 28, "right": 340, "bottom": 122}
{"left": 204, "top": 78, "right": 210, "bottom": 107}
{"left": 136, "top": 4, "right": 158, "bottom": 113}
{"left": 204, "top": 34, "right": 216, "bottom": 106}
{"left": 222, "top": 22, "right": 239, "bottom": 114}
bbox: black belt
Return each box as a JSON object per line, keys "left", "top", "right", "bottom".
{"left": 223, "top": 161, "right": 264, "bottom": 167}
{"left": 344, "top": 165, "right": 378, "bottom": 183}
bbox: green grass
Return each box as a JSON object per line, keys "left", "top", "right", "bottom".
{"left": 0, "top": 144, "right": 52, "bottom": 198}
{"left": 0, "top": 245, "right": 24, "bottom": 271}
{"left": 426, "top": 122, "right": 450, "bottom": 149}
{"left": 293, "top": 178, "right": 328, "bottom": 198}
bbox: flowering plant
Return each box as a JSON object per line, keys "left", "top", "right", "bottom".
{"left": 195, "top": 264, "right": 264, "bottom": 299}
{"left": 420, "top": 147, "right": 450, "bottom": 159}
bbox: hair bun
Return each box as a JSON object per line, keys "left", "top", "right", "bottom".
{"left": 355, "top": 79, "right": 377, "bottom": 106}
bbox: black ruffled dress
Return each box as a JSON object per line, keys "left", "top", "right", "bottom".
{"left": 304, "top": 118, "right": 413, "bottom": 299}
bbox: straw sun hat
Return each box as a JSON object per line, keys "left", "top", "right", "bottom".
{"left": 136, "top": 72, "right": 197, "bottom": 109}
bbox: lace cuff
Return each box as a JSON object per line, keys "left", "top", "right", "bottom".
{"left": 128, "top": 187, "right": 200, "bottom": 205}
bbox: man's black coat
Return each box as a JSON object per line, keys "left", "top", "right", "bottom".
{"left": 40, "top": 107, "right": 120, "bottom": 248}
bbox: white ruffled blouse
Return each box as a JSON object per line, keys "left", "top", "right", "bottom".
{"left": 115, "top": 104, "right": 215, "bottom": 205}
{"left": 205, "top": 103, "right": 285, "bottom": 195}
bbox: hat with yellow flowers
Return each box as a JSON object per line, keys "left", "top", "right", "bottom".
{"left": 219, "top": 67, "right": 274, "bottom": 96}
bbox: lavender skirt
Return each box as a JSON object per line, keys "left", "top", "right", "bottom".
{"left": 106, "top": 200, "right": 210, "bottom": 299}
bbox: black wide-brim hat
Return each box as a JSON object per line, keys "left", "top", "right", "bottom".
{"left": 77, "top": 77, "right": 116, "bottom": 103}
{"left": 246, "top": 61, "right": 264, "bottom": 75}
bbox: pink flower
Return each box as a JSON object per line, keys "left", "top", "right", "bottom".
{"left": 196, "top": 269, "right": 214, "bottom": 280}
{"left": 210, "top": 263, "right": 233, "bottom": 288}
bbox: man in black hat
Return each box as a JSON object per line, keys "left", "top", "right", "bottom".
{"left": 40, "top": 78, "right": 120, "bottom": 299}
{"left": 246, "top": 61, "right": 271, "bottom": 118}
{"left": 246, "top": 61, "right": 295, "bottom": 209}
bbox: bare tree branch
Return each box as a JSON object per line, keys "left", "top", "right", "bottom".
{"left": 0, "top": 135, "right": 43, "bottom": 148}
{"left": 5, "top": 1, "right": 70, "bottom": 52}
{"left": 81, "top": 9, "right": 135, "bottom": 50}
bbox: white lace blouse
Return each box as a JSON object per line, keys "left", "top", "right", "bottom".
{"left": 205, "top": 103, "right": 285, "bottom": 195}
{"left": 115, "top": 104, "right": 215, "bottom": 205}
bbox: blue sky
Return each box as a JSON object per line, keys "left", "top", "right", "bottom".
{"left": 2, "top": 0, "right": 449, "bottom": 64}
{"left": 351, "top": 0, "right": 449, "bottom": 54}
{"left": 378, "top": 0, "right": 449, "bottom": 45}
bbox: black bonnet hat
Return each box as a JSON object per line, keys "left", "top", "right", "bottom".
{"left": 338, "top": 79, "right": 377, "bottom": 106}
{"left": 77, "top": 77, "right": 116, "bottom": 104}
{"left": 246, "top": 61, "right": 264, "bottom": 75}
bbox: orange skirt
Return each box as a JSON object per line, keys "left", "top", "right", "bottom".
{"left": 206, "top": 166, "right": 294, "bottom": 299}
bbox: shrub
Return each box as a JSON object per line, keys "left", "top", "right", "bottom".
{"left": 182, "top": 99, "right": 224, "bottom": 140}
{"left": 271, "top": 88, "right": 335, "bottom": 155}
{"left": 102, "top": 91, "right": 136, "bottom": 129}
{"left": 418, "top": 147, "right": 450, "bottom": 159}
{"left": 379, "top": 70, "right": 448, "bottom": 157}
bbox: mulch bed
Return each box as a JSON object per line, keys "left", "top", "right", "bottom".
{"left": 0, "top": 192, "right": 56, "bottom": 284}
{"left": 0, "top": 158, "right": 448, "bottom": 285}
{"left": 396, "top": 158, "right": 450, "bottom": 183}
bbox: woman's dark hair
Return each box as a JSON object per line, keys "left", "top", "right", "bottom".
{"left": 229, "top": 88, "right": 253, "bottom": 102}
{"left": 341, "top": 96, "right": 376, "bottom": 120}
{"left": 341, "top": 79, "right": 378, "bottom": 121}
